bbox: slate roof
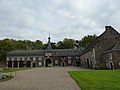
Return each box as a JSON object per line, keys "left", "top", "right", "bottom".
{"left": 7, "top": 49, "right": 81, "bottom": 57}
{"left": 7, "top": 36, "right": 81, "bottom": 57}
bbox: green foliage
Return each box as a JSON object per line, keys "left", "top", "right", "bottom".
{"left": 69, "top": 70, "right": 120, "bottom": 90}
{"left": 79, "top": 34, "right": 97, "bottom": 48}
{"left": 95, "top": 65, "right": 109, "bottom": 70}
{"left": 0, "top": 34, "right": 96, "bottom": 63}
{"left": 57, "top": 38, "right": 76, "bottom": 49}
{"left": 0, "top": 39, "right": 43, "bottom": 62}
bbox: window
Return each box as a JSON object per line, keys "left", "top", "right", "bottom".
{"left": 62, "top": 56, "right": 65, "bottom": 60}
{"left": 33, "top": 57, "right": 36, "bottom": 61}
{"left": 68, "top": 56, "right": 71, "bottom": 59}
{"left": 68, "top": 60, "right": 71, "bottom": 64}
{"left": 108, "top": 53, "right": 112, "bottom": 60}
{"left": 76, "top": 57, "right": 79, "bottom": 59}
{"left": 55, "top": 60, "right": 58, "bottom": 64}
{"left": 12, "top": 57, "right": 14, "bottom": 61}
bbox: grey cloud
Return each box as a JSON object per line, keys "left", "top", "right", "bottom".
{"left": 0, "top": 0, "right": 120, "bottom": 42}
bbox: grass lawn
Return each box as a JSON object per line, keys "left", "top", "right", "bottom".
{"left": 69, "top": 70, "right": 120, "bottom": 90}
{"left": 0, "top": 68, "right": 31, "bottom": 73}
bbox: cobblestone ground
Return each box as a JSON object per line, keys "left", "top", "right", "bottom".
{"left": 0, "top": 67, "right": 91, "bottom": 90}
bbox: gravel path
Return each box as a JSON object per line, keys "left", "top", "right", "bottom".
{"left": 0, "top": 67, "right": 90, "bottom": 90}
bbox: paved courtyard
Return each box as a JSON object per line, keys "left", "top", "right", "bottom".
{"left": 0, "top": 67, "right": 90, "bottom": 90}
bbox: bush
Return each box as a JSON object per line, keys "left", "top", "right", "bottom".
{"left": 95, "top": 65, "right": 109, "bottom": 70}
{"left": 3, "top": 68, "right": 10, "bottom": 70}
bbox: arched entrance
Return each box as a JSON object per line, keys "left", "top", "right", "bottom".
{"left": 45, "top": 58, "right": 52, "bottom": 67}
{"left": 19, "top": 60, "right": 24, "bottom": 67}
{"left": 73, "top": 62, "right": 76, "bottom": 66}
{"left": 26, "top": 61, "right": 31, "bottom": 67}
{"left": 73, "top": 61, "right": 80, "bottom": 67}
{"left": 76, "top": 61, "right": 80, "bottom": 66}
{"left": 8, "top": 61, "right": 12, "bottom": 68}
{"left": 61, "top": 61, "right": 66, "bottom": 67}
{"left": 33, "top": 63, "right": 36, "bottom": 67}
{"left": 110, "top": 61, "right": 114, "bottom": 70}
{"left": 87, "top": 58, "right": 90, "bottom": 68}
{"left": 14, "top": 61, "right": 18, "bottom": 68}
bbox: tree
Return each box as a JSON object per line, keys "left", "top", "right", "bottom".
{"left": 56, "top": 38, "right": 76, "bottom": 49}
{"left": 0, "top": 39, "right": 44, "bottom": 62}
{"left": 79, "top": 34, "right": 97, "bottom": 48}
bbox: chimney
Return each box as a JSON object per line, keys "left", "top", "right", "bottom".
{"left": 105, "top": 26, "right": 115, "bottom": 31}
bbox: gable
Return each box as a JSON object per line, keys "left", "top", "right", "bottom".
{"left": 83, "top": 26, "right": 120, "bottom": 53}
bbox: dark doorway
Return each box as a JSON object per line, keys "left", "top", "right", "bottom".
{"left": 8, "top": 61, "right": 12, "bottom": 68}
{"left": 19, "top": 61, "right": 24, "bottom": 67}
{"left": 110, "top": 62, "right": 113, "bottom": 70}
{"left": 90, "top": 61, "right": 93, "bottom": 68}
{"left": 33, "top": 63, "right": 36, "bottom": 67}
{"left": 26, "top": 61, "right": 31, "bottom": 67}
{"left": 76, "top": 61, "right": 80, "bottom": 66}
{"left": 87, "top": 58, "right": 90, "bottom": 68}
{"left": 61, "top": 61, "right": 66, "bottom": 67}
{"left": 14, "top": 61, "right": 18, "bottom": 68}
{"left": 73, "top": 62, "right": 76, "bottom": 66}
{"left": 45, "top": 58, "right": 52, "bottom": 67}
{"left": 84, "top": 60, "right": 86, "bottom": 66}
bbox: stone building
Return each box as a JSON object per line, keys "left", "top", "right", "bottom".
{"left": 6, "top": 26, "right": 120, "bottom": 69}
{"left": 6, "top": 37, "right": 81, "bottom": 68}
{"left": 80, "top": 26, "right": 120, "bottom": 69}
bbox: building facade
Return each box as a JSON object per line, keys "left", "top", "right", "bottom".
{"left": 6, "top": 26, "right": 120, "bottom": 69}
{"left": 80, "top": 26, "right": 120, "bottom": 69}
{"left": 6, "top": 37, "right": 81, "bottom": 68}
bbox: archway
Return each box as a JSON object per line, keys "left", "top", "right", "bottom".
{"left": 73, "top": 62, "right": 76, "bottom": 66}
{"left": 26, "top": 61, "right": 31, "bottom": 67}
{"left": 45, "top": 58, "right": 52, "bottom": 67}
{"left": 110, "top": 62, "right": 114, "bottom": 70}
{"left": 19, "top": 60, "right": 24, "bottom": 67}
{"left": 76, "top": 61, "right": 80, "bottom": 66}
{"left": 73, "top": 61, "right": 76, "bottom": 66}
{"left": 90, "top": 61, "right": 93, "bottom": 68}
{"left": 8, "top": 61, "right": 12, "bottom": 68}
{"left": 33, "top": 63, "right": 36, "bottom": 67}
{"left": 87, "top": 58, "right": 90, "bottom": 68}
{"left": 61, "top": 61, "right": 66, "bottom": 67}
{"left": 14, "top": 61, "right": 18, "bottom": 68}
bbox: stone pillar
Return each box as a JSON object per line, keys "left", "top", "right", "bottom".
{"left": 18, "top": 61, "right": 19, "bottom": 68}
{"left": 6, "top": 61, "right": 8, "bottom": 68}
{"left": 31, "top": 61, "right": 33, "bottom": 68}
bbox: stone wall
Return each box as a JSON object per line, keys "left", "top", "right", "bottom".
{"left": 80, "top": 26, "right": 120, "bottom": 69}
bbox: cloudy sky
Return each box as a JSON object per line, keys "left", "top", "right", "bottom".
{"left": 0, "top": 0, "right": 120, "bottom": 43}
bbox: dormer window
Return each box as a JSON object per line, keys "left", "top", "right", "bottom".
{"left": 62, "top": 56, "right": 65, "bottom": 60}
